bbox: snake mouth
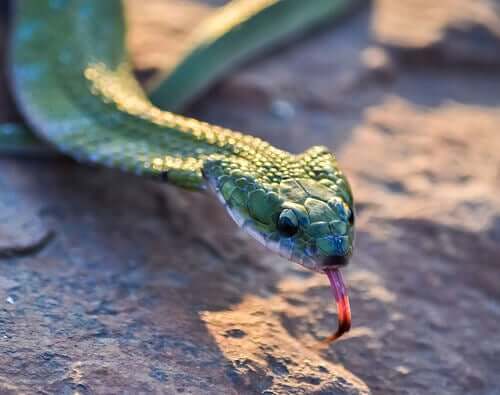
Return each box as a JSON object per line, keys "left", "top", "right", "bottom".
{"left": 322, "top": 254, "right": 349, "bottom": 268}
{"left": 322, "top": 268, "right": 351, "bottom": 344}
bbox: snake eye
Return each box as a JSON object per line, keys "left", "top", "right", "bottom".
{"left": 277, "top": 209, "right": 299, "bottom": 237}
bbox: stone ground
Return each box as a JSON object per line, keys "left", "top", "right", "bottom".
{"left": 1, "top": 0, "right": 500, "bottom": 394}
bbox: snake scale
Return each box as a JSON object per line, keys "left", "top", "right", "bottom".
{"left": 4, "top": 0, "right": 357, "bottom": 342}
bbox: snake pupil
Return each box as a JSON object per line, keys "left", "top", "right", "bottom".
{"left": 277, "top": 209, "right": 299, "bottom": 237}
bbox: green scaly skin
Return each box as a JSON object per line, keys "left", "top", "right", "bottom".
{"left": 2, "top": 0, "right": 357, "bottom": 151}
{"left": 8, "top": 0, "right": 355, "bottom": 273}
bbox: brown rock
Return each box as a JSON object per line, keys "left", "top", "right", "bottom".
{"left": 1, "top": 1, "right": 500, "bottom": 394}
{"left": 373, "top": 0, "right": 500, "bottom": 67}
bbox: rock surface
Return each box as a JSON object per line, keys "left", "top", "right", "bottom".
{"left": 1, "top": 0, "right": 500, "bottom": 394}
{"left": 374, "top": 0, "right": 500, "bottom": 67}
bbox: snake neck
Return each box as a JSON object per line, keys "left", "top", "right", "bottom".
{"left": 84, "top": 62, "right": 301, "bottom": 186}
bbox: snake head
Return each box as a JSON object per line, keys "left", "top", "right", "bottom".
{"left": 204, "top": 146, "right": 354, "bottom": 272}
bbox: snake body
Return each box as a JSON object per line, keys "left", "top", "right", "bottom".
{"left": 7, "top": 0, "right": 357, "bottom": 340}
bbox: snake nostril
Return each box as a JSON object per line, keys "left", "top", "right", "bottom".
{"left": 322, "top": 255, "right": 349, "bottom": 268}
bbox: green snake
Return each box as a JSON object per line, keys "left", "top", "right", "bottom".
{"left": 4, "top": 0, "right": 357, "bottom": 343}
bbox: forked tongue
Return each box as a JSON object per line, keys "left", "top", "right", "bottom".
{"left": 323, "top": 268, "right": 351, "bottom": 344}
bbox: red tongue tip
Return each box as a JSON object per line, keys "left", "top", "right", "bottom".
{"left": 323, "top": 268, "right": 351, "bottom": 344}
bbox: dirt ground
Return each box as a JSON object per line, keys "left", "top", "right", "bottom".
{"left": 1, "top": 1, "right": 500, "bottom": 394}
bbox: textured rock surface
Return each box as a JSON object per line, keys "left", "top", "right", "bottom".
{"left": 1, "top": 0, "right": 500, "bottom": 394}
{"left": 374, "top": 0, "right": 500, "bottom": 67}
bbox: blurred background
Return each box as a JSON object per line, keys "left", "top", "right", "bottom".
{"left": 1, "top": 1, "right": 500, "bottom": 394}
